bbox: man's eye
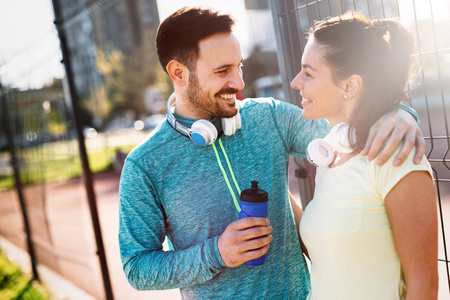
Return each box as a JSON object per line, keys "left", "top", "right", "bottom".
{"left": 217, "top": 69, "right": 228, "bottom": 74}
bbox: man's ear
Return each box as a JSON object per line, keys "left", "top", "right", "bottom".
{"left": 344, "top": 74, "right": 363, "bottom": 98}
{"left": 166, "top": 60, "right": 189, "bottom": 87}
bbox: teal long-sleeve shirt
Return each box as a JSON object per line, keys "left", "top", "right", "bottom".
{"left": 118, "top": 98, "right": 329, "bottom": 299}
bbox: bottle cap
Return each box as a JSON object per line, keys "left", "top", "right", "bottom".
{"left": 240, "top": 181, "right": 268, "bottom": 203}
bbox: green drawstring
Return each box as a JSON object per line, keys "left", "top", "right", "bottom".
{"left": 212, "top": 139, "right": 241, "bottom": 212}
{"left": 218, "top": 139, "right": 241, "bottom": 195}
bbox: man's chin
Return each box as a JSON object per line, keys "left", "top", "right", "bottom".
{"left": 224, "top": 106, "right": 239, "bottom": 118}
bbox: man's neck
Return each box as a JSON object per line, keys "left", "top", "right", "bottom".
{"left": 171, "top": 94, "right": 211, "bottom": 120}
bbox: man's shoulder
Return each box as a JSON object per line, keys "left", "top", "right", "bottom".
{"left": 238, "top": 97, "right": 299, "bottom": 119}
{"left": 126, "top": 121, "right": 174, "bottom": 161}
{"left": 239, "top": 97, "right": 296, "bottom": 109}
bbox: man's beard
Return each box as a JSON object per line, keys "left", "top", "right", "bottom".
{"left": 186, "top": 73, "right": 238, "bottom": 119}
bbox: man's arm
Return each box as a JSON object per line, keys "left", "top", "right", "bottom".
{"left": 119, "top": 159, "right": 226, "bottom": 290}
{"left": 269, "top": 99, "right": 425, "bottom": 166}
{"left": 119, "top": 158, "right": 273, "bottom": 290}
{"left": 361, "top": 107, "right": 425, "bottom": 166}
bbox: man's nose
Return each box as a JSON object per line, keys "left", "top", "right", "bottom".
{"left": 229, "top": 70, "right": 245, "bottom": 91}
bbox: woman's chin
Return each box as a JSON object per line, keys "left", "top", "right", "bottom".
{"left": 301, "top": 110, "right": 320, "bottom": 120}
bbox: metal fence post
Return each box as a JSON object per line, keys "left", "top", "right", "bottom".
{"left": 0, "top": 83, "right": 40, "bottom": 281}
{"left": 51, "top": 1, "right": 114, "bottom": 299}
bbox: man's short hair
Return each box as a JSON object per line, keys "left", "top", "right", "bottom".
{"left": 156, "top": 7, "right": 236, "bottom": 72}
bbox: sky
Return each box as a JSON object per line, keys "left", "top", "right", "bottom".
{"left": 0, "top": 0, "right": 62, "bottom": 89}
{"left": 0, "top": 0, "right": 448, "bottom": 90}
{"left": 0, "top": 0, "right": 248, "bottom": 90}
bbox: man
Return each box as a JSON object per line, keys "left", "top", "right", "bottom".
{"left": 119, "top": 7, "right": 424, "bottom": 299}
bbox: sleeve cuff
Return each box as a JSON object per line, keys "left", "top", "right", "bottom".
{"left": 211, "top": 236, "right": 227, "bottom": 269}
{"left": 393, "top": 103, "right": 420, "bottom": 126}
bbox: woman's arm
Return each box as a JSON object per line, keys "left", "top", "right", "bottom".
{"left": 385, "top": 171, "right": 438, "bottom": 300}
{"left": 289, "top": 192, "right": 309, "bottom": 258}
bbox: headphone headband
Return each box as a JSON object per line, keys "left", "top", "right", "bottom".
{"left": 166, "top": 93, "right": 191, "bottom": 138}
{"left": 166, "top": 93, "right": 241, "bottom": 146}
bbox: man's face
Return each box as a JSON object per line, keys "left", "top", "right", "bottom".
{"left": 185, "top": 32, "right": 245, "bottom": 119}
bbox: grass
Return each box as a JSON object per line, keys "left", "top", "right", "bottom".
{"left": 0, "top": 134, "right": 139, "bottom": 192}
{"left": 0, "top": 250, "right": 54, "bottom": 300}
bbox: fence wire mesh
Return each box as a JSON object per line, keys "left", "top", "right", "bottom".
{"left": 270, "top": 0, "right": 450, "bottom": 298}
{"left": 0, "top": 0, "right": 164, "bottom": 298}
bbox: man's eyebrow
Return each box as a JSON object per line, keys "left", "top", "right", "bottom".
{"left": 302, "top": 64, "right": 317, "bottom": 72}
{"left": 213, "top": 59, "right": 244, "bottom": 71}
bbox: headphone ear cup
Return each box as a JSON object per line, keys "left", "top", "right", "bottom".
{"left": 221, "top": 117, "right": 234, "bottom": 136}
{"left": 190, "top": 120, "right": 218, "bottom": 146}
{"left": 235, "top": 112, "right": 241, "bottom": 129}
{"left": 306, "top": 138, "right": 335, "bottom": 167}
{"left": 221, "top": 112, "right": 241, "bottom": 136}
{"left": 329, "top": 123, "right": 354, "bottom": 154}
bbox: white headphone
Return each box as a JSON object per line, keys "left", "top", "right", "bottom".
{"left": 166, "top": 93, "right": 241, "bottom": 146}
{"left": 306, "top": 122, "right": 355, "bottom": 167}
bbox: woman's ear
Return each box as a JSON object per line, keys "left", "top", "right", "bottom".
{"left": 166, "top": 60, "right": 189, "bottom": 87}
{"left": 344, "top": 74, "right": 363, "bottom": 98}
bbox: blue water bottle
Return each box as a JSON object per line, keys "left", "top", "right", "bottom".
{"left": 239, "top": 181, "right": 269, "bottom": 266}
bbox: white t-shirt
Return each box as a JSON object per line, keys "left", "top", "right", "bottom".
{"left": 300, "top": 148, "right": 433, "bottom": 300}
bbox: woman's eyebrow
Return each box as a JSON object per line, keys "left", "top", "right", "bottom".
{"left": 302, "top": 63, "right": 317, "bottom": 71}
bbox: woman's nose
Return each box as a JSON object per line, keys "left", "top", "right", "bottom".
{"left": 291, "top": 72, "right": 303, "bottom": 90}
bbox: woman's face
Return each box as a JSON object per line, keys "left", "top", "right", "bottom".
{"left": 291, "top": 38, "right": 348, "bottom": 125}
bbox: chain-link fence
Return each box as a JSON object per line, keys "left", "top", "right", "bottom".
{"left": 0, "top": 84, "right": 107, "bottom": 298}
{"left": 0, "top": 0, "right": 109, "bottom": 293}
{"left": 270, "top": 0, "right": 450, "bottom": 298}
{"left": 0, "top": 0, "right": 163, "bottom": 299}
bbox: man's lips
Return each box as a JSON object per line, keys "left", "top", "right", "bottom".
{"left": 216, "top": 88, "right": 239, "bottom": 101}
{"left": 218, "top": 93, "right": 236, "bottom": 100}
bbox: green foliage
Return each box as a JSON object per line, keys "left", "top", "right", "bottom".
{"left": 0, "top": 251, "right": 53, "bottom": 300}
{"left": 0, "top": 139, "right": 137, "bottom": 192}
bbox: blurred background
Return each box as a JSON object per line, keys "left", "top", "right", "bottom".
{"left": 0, "top": 0, "right": 449, "bottom": 299}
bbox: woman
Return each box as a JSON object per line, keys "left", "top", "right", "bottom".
{"left": 291, "top": 13, "right": 438, "bottom": 299}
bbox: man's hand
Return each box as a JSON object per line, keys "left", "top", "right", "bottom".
{"left": 360, "top": 108, "right": 425, "bottom": 166}
{"left": 218, "top": 217, "right": 273, "bottom": 267}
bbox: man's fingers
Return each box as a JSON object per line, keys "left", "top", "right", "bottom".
{"left": 363, "top": 122, "right": 395, "bottom": 161}
{"left": 361, "top": 124, "right": 377, "bottom": 156}
{"left": 373, "top": 124, "right": 408, "bottom": 165}
{"left": 414, "top": 130, "right": 425, "bottom": 164}
{"left": 361, "top": 106, "right": 426, "bottom": 166}
{"left": 240, "top": 225, "right": 273, "bottom": 240}
{"left": 228, "top": 217, "right": 270, "bottom": 231}
{"left": 391, "top": 129, "right": 416, "bottom": 166}
{"left": 241, "top": 244, "right": 271, "bottom": 262}
{"left": 232, "top": 234, "right": 273, "bottom": 254}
